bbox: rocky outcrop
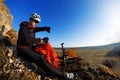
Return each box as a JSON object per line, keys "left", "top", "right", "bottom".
{"left": 0, "top": 1, "right": 41, "bottom": 80}
{"left": 0, "top": 0, "right": 18, "bottom": 45}
{"left": 0, "top": 46, "right": 41, "bottom": 80}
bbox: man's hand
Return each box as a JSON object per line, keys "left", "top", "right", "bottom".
{"left": 43, "top": 27, "right": 51, "bottom": 33}
{"left": 42, "top": 37, "right": 49, "bottom": 43}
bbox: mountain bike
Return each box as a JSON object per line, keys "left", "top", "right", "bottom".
{"left": 59, "top": 43, "right": 83, "bottom": 80}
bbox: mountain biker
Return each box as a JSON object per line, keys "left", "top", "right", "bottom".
{"left": 16, "top": 13, "right": 68, "bottom": 79}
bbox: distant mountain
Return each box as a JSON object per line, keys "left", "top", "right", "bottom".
{"left": 77, "top": 42, "right": 120, "bottom": 57}
{"left": 54, "top": 42, "right": 120, "bottom": 50}
{"left": 76, "top": 42, "right": 120, "bottom": 49}
{"left": 105, "top": 43, "right": 120, "bottom": 57}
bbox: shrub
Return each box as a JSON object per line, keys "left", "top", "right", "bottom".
{"left": 103, "top": 59, "right": 117, "bottom": 68}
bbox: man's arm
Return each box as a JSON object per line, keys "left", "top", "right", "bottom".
{"left": 35, "top": 27, "right": 51, "bottom": 33}
{"left": 18, "top": 22, "right": 41, "bottom": 46}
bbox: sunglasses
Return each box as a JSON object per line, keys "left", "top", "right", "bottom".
{"left": 33, "top": 20, "right": 39, "bottom": 23}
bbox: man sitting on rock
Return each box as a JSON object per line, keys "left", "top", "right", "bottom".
{"left": 16, "top": 13, "right": 68, "bottom": 79}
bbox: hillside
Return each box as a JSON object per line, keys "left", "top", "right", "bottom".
{"left": 55, "top": 42, "right": 120, "bottom": 79}
{"left": 75, "top": 42, "right": 120, "bottom": 49}
{"left": 0, "top": 0, "right": 120, "bottom": 80}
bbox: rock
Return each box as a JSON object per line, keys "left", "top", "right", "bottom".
{"left": 7, "top": 48, "right": 13, "bottom": 57}
{"left": 0, "top": 25, "right": 5, "bottom": 36}
{"left": 0, "top": 47, "right": 5, "bottom": 67}
{"left": 0, "top": 0, "right": 18, "bottom": 45}
{"left": 9, "top": 58, "right": 13, "bottom": 63}
{"left": 98, "top": 65, "right": 118, "bottom": 78}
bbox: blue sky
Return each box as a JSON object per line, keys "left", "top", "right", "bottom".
{"left": 5, "top": 0, "right": 120, "bottom": 47}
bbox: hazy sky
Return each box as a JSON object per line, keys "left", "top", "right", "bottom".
{"left": 5, "top": 0, "right": 120, "bottom": 47}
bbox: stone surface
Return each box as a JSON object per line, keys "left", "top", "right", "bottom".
{"left": 0, "top": 0, "right": 18, "bottom": 45}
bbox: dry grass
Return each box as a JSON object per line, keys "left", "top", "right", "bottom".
{"left": 55, "top": 48, "right": 120, "bottom": 76}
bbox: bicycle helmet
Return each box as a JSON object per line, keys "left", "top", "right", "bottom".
{"left": 30, "top": 13, "right": 41, "bottom": 22}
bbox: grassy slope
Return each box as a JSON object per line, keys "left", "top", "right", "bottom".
{"left": 54, "top": 42, "right": 120, "bottom": 75}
